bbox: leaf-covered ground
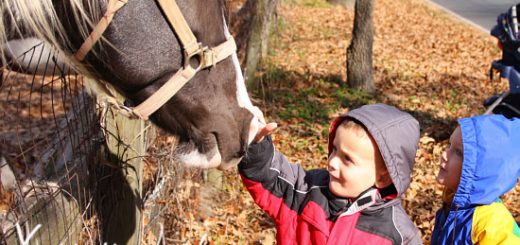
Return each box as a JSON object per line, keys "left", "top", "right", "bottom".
{"left": 149, "top": 0, "right": 519, "bottom": 244}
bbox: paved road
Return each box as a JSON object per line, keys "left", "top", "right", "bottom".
{"left": 428, "top": 0, "right": 518, "bottom": 31}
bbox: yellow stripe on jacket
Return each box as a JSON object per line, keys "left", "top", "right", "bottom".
{"left": 471, "top": 201, "right": 520, "bottom": 245}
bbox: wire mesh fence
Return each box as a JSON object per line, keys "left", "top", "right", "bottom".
{"left": 0, "top": 38, "right": 203, "bottom": 245}
{"left": 0, "top": 41, "right": 112, "bottom": 244}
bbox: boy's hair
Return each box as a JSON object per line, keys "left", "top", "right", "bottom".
{"left": 339, "top": 118, "right": 369, "bottom": 138}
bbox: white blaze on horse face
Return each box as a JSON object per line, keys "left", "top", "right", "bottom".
{"left": 222, "top": 19, "right": 252, "bottom": 108}
{"left": 178, "top": 147, "right": 222, "bottom": 169}
{"left": 222, "top": 18, "right": 260, "bottom": 145}
{"left": 235, "top": 52, "right": 260, "bottom": 145}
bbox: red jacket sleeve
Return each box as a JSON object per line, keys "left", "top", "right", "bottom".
{"left": 238, "top": 136, "right": 322, "bottom": 231}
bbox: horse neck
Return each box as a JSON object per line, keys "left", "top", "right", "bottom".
{"left": 177, "top": 0, "right": 228, "bottom": 46}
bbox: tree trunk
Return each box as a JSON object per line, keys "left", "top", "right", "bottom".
{"left": 327, "top": 0, "right": 355, "bottom": 9}
{"left": 229, "top": 0, "right": 279, "bottom": 91}
{"left": 346, "top": 0, "right": 375, "bottom": 93}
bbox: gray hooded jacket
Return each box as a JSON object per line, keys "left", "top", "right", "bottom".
{"left": 239, "top": 104, "right": 422, "bottom": 244}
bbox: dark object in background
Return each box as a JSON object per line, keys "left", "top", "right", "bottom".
{"left": 483, "top": 92, "right": 520, "bottom": 118}
{"left": 486, "top": 3, "right": 520, "bottom": 118}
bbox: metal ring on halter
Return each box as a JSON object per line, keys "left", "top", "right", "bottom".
{"left": 184, "top": 44, "right": 208, "bottom": 72}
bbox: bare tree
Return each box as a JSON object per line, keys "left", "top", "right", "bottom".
{"left": 346, "top": 0, "right": 375, "bottom": 93}
{"left": 228, "top": 0, "right": 279, "bottom": 91}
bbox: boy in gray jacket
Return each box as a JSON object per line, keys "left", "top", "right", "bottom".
{"left": 240, "top": 104, "right": 422, "bottom": 244}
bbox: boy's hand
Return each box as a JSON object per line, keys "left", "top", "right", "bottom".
{"left": 251, "top": 106, "right": 278, "bottom": 142}
{"left": 255, "top": 122, "right": 278, "bottom": 142}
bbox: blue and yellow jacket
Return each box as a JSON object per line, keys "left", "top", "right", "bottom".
{"left": 431, "top": 115, "right": 520, "bottom": 245}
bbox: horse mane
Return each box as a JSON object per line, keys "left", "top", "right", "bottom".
{"left": 0, "top": 0, "right": 102, "bottom": 65}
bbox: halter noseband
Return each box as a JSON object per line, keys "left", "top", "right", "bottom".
{"left": 74, "top": 0, "right": 237, "bottom": 120}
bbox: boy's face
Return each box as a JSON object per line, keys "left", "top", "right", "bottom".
{"left": 327, "top": 124, "right": 387, "bottom": 198}
{"left": 437, "top": 126, "right": 463, "bottom": 192}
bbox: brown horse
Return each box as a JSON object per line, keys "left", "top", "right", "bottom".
{"left": 0, "top": 0, "right": 261, "bottom": 169}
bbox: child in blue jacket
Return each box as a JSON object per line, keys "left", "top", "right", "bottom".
{"left": 431, "top": 114, "right": 520, "bottom": 244}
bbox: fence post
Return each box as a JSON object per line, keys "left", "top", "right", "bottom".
{"left": 87, "top": 78, "right": 151, "bottom": 245}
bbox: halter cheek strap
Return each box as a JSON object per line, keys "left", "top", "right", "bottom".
{"left": 74, "top": 0, "right": 237, "bottom": 120}
{"left": 132, "top": 0, "right": 237, "bottom": 119}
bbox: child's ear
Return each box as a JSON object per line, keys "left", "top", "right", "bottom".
{"left": 375, "top": 170, "right": 393, "bottom": 188}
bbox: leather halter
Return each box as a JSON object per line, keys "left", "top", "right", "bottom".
{"left": 74, "top": 0, "right": 237, "bottom": 120}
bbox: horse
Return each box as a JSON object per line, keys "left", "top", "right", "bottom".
{"left": 0, "top": 0, "right": 262, "bottom": 170}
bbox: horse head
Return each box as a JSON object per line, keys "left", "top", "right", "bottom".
{"left": 1, "top": 0, "right": 261, "bottom": 169}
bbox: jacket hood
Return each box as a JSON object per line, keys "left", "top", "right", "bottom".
{"left": 328, "top": 104, "right": 420, "bottom": 196}
{"left": 453, "top": 115, "right": 520, "bottom": 208}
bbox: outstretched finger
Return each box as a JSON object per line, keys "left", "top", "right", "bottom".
{"left": 255, "top": 122, "right": 278, "bottom": 142}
